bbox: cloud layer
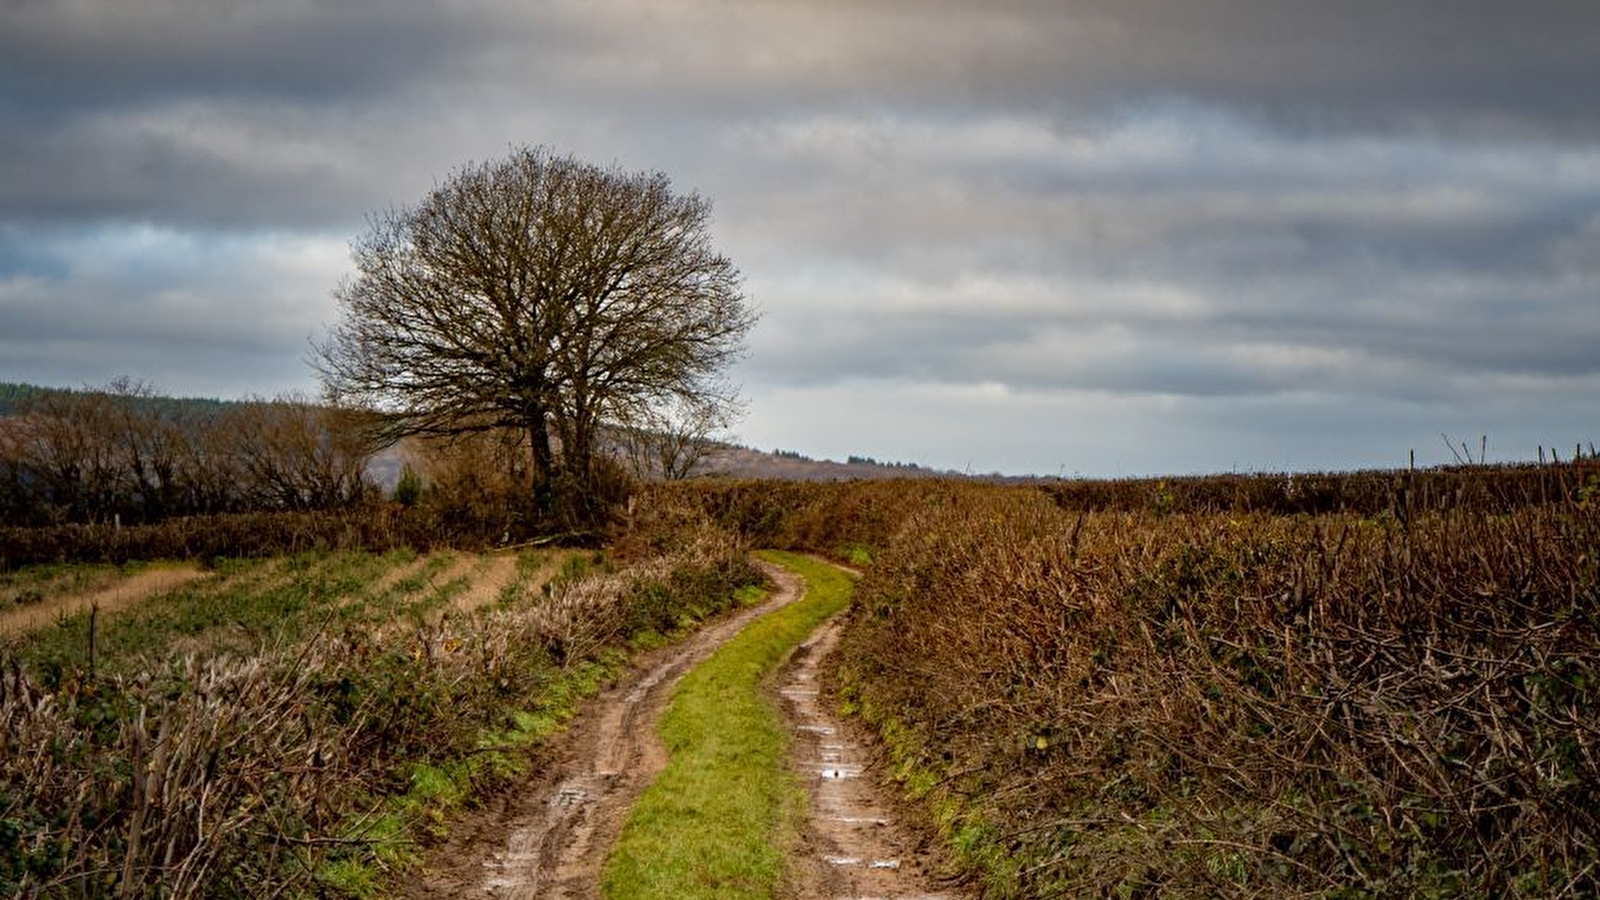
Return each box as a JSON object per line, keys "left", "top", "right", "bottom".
{"left": 3, "top": 1, "right": 1596, "bottom": 474}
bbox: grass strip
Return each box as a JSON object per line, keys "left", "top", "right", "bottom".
{"left": 320, "top": 553, "right": 770, "bottom": 896}
{"left": 602, "top": 551, "right": 854, "bottom": 900}
{"left": 316, "top": 650, "right": 627, "bottom": 897}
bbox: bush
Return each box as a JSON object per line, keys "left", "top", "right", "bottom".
{"left": 0, "top": 514, "right": 764, "bottom": 898}
{"left": 831, "top": 487, "right": 1600, "bottom": 898}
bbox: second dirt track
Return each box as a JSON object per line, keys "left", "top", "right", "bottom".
{"left": 399, "top": 558, "right": 966, "bottom": 900}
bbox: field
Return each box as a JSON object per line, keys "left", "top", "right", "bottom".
{"left": 3, "top": 459, "right": 1597, "bottom": 899}
{"left": 0, "top": 518, "right": 764, "bottom": 898}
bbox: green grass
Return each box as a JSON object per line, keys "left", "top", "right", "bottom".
{"left": 601, "top": 551, "right": 854, "bottom": 900}
{"left": 8, "top": 550, "right": 420, "bottom": 683}
{"left": 317, "top": 651, "right": 628, "bottom": 898}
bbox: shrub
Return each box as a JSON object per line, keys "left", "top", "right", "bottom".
{"left": 831, "top": 486, "right": 1600, "bottom": 898}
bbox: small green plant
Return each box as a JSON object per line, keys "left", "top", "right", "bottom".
{"left": 837, "top": 543, "right": 874, "bottom": 567}
{"left": 393, "top": 465, "right": 425, "bottom": 507}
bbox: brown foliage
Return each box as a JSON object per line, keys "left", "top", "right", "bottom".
{"left": 0, "top": 382, "right": 380, "bottom": 527}
{"left": 1039, "top": 460, "right": 1599, "bottom": 517}
{"left": 0, "top": 506, "right": 458, "bottom": 570}
{"left": 831, "top": 485, "right": 1600, "bottom": 898}
{"left": 0, "top": 518, "right": 763, "bottom": 898}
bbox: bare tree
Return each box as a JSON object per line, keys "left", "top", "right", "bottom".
{"left": 619, "top": 396, "right": 731, "bottom": 481}
{"left": 315, "top": 146, "right": 755, "bottom": 525}
{"left": 101, "top": 376, "right": 193, "bottom": 520}
{"left": 216, "top": 395, "right": 381, "bottom": 511}
{"left": 9, "top": 387, "right": 122, "bottom": 523}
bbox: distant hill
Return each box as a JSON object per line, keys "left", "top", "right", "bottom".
{"left": 0, "top": 382, "right": 966, "bottom": 484}
{"left": 697, "top": 444, "right": 961, "bottom": 481}
{"left": 0, "top": 381, "right": 236, "bottom": 421}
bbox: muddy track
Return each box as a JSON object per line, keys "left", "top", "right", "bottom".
{"left": 399, "top": 560, "right": 805, "bottom": 900}
{"left": 778, "top": 611, "right": 970, "bottom": 900}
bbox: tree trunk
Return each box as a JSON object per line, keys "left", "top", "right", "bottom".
{"left": 527, "top": 409, "right": 555, "bottom": 517}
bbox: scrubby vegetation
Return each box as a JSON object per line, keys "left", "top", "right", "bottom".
{"left": 0, "top": 512, "right": 762, "bottom": 898}
{"left": 659, "top": 461, "right": 1599, "bottom": 899}
{"left": 5, "top": 449, "right": 1595, "bottom": 899}
{"left": 0, "top": 379, "right": 378, "bottom": 528}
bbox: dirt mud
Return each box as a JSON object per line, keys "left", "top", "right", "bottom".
{"left": 398, "top": 560, "right": 805, "bottom": 900}
{"left": 449, "top": 552, "right": 521, "bottom": 614}
{"left": 0, "top": 563, "right": 210, "bottom": 636}
{"left": 398, "top": 558, "right": 968, "bottom": 900}
{"left": 777, "top": 611, "right": 970, "bottom": 900}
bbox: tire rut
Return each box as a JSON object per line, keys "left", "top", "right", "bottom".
{"left": 399, "top": 560, "right": 804, "bottom": 900}
{"left": 779, "top": 604, "right": 970, "bottom": 900}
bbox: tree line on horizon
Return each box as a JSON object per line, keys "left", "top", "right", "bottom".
{"left": 0, "top": 374, "right": 739, "bottom": 535}
{"left": 0, "top": 378, "right": 378, "bottom": 527}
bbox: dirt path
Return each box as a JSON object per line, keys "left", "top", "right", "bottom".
{"left": 367, "top": 552, "right": 441, "bottom": 599}
{"left": 398, "top": 560, "right": 806, "bottom": 900}
{"left": 0, "top": 563, "right": 210, "bottom": 636}
{"left": 779, "top": 612, "right": 970, "bottom": 900}
{"left": 449, "top": 553, "right": 521, "bottom": 615}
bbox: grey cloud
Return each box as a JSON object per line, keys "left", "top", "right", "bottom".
{"left": 3, "top": 0, "right": 1595, "bottom": 474}
{"left": 7, "top": 0, "right": 1598, "bottom": 230}
{"left": 726, "top": 107, "right": 1600, "bottom": 404}
{"left": 745, "top": 253, "right": 1600, "bottom": 402}
{"left": 536, "top": 1, "right": 1600, "bottom": 137}
{"left": 0, "top": 1, "right": 514, "bottom": 115}
{"left": 0, "top": 225, "right": 341, "bottom": 396}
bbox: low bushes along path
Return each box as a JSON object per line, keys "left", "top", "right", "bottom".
{"left": 401, "top": 553, "right": 966, "bottom": 900}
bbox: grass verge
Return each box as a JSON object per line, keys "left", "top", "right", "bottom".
{"left": 601, "top": 551, "right": 854, "bottom": 900}
{"left": 316, "top": 650, "right": 626, "bottom": 896}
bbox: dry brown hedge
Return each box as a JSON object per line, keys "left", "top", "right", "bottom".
{"left": 831, "top": 486, "right": 1599, "bottom": 898}
{"left": 0, "top": 503, "right": 510, "bottom": 571}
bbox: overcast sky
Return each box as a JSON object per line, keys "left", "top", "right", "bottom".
{"left": 3, "top": 1, "right": 1597, "bottom": 476}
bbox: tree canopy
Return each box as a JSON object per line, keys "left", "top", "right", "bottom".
{"left": 316, "top": 146, "right": 755, "bottom": 525}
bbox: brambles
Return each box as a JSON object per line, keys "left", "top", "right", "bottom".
{"left": 828, "top": 483, "right": 1599, "bottom": 898}
{"left": 0, "top": 518, "right": 764, "bottom": 898}
{"left": 645, "top": 465, "right": 1598, "bottom": 897}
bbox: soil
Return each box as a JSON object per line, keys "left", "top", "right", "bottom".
{"left": 429, "top": 552, "right": 484, "bottom": 594}
{"left": 365, "top": 552, "right": 441, "bottom": 598}
{"left": 0, "top": 563, "right": 210, "bottom": 636}
{"left": 396, "top": 558, "right": 969, "bottom": 900}
{"left": 448, "top": 549, "right": 574, "bottom": 616}
{"left": 777, "top": 612, "right": 971, "bottom": 900}
{"left": 449, "top": 552, "right": 522, "bottom": 614}
{"left": 397, "top": 560, "right": 805, "bottom": 899}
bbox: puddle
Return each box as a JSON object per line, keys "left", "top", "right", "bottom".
{"left": 779, "top": 607, "right": 972, "bottom": 900}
